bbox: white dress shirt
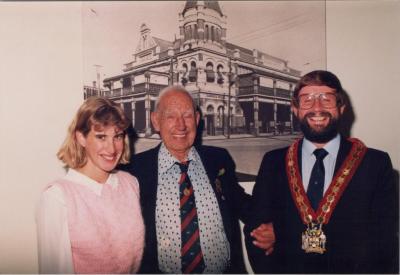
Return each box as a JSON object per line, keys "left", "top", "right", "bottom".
{"left": 155, "top": 144, "right": 230, "bottom": 273}
{"left": 301, "top": 134, "right": 341, "bottom": 194}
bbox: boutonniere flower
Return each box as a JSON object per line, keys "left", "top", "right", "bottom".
{"left": 215, "top": 168, "right": 226, "bottom": 200}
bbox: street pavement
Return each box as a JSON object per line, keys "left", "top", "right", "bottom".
{"left": 203, "top": 134, "right": 299, "bottom": 176}
{"left": 132, "top": 133, "right": 301, "bottom": 178}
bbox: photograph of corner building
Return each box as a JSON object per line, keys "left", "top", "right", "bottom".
{"left": 85, "top": 1, "right": 301, "bottom": 137}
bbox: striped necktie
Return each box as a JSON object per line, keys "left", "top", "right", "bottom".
{"left": 177, "top": 161, "right": 206, "bottom": 274}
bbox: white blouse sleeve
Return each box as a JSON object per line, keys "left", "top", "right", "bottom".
{"left": 36, "top": 185, "right": 74, "bottom": 274}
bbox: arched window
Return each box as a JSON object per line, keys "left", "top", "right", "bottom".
{"left": 205, "top": 25, "right": 209, "bottom": 40}
{"left": 187, "top": 25, "right": 192, "bottom": 40}
{"left": 184, "top": 26, "right": 188, "bottom": 41}
{"left": 193, "top": 24, "right": 198, "bottom": 40}
{"left": 206, "top": 62, "right": 215, "bottom": 83}
{"left": 217, "top": 106, "right": 224, "bottom": 127}
{"left": 217, "top": 65, "right": 224, "bottom": 84}
{"left": 182, "top": 63, "right": 188, "bottom": 76}
{"left": 211, "top": 26, "right": 215, "bottom": 41}
{"left": 189, "top": 61, "right": 197, "bottom": 82}
{"left": 181, "top": 63, "right": 188, "bottom": 85}
{"left": 216, "top": 28, "right": 221, "bottom": 42}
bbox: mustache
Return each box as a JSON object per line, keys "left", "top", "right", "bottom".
{"left": 304, "top": 112, "right": 333, "bottom": 119}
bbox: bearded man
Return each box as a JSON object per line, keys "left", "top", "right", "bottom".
{"left": 244, "top": 70, "right": 398, "bottom": 273}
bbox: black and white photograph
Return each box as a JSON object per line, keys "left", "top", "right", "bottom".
{"left": 82, "top": 1, "right": 326, "bottom": 180}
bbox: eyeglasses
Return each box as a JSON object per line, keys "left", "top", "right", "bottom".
{"left": 296, "top": 93, "right": 339, "bottom": 109}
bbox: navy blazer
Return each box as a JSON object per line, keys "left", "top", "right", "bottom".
{"left": 122, "top": 144, "right": 250, "bottom": 273}
{"left": 244, "top": 137, "right": 399, "bottom": 273}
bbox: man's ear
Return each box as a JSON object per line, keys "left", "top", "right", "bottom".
{"left": 75, "top": 131, "right": 86, "bottom": 147}
{"left": 151, "top": 112, "right": 161, "bottom": 132}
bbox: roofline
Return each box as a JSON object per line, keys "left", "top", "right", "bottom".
{"left": 104, "top": 46, "right": 300, "bottom": 82}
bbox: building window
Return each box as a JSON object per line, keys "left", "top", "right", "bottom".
{"left": 189, "top": 61, "right": 197, "bottom": 82}
{"left": 217, "top": 65, "right": 224, "bottom": 84}
{"left": 122, "top": 78, "right": 130, "bottom": 87}
{"left": 217, "top": 106, "right": 224, "bottom": 127}
{"left": 205, "top": 25, "right": 209, "bottom": 40}
{"left": 181, "top": 63, "right": 188, "bottom": 85}
{"left": 193, "top": 24, "right": 198, "bottom": 40}
{"left": 216, "top": 28, "right": 221, "bottom": 42}
{"left": 205, "top": 62, "right": 215, "bottom": 83}
{"left": 186, "top": 25, "right": 191, "bottom": 40}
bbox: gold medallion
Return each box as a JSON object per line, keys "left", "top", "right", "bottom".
{"left": 302, "top": 223, "right": 326, "bottom": 254}
{"left": 285, "top": 138, "right": 367, "bottom": 255}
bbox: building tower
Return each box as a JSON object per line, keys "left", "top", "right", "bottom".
{"left": 176, "top": 1, "right": 243, "bottom": 136}
{"left": 97, "top": 0, "right": 301, "bottom": 138}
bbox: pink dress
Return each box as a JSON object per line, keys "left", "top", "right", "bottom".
{"left": 49, "top": 170, "right": 144, "bottom": 273}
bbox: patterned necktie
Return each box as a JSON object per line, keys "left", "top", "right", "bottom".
{"left": 177, "top": 161, "right": 206, "bottom": 274}
{"left": 307, "top": 148, "right": 328, "bottom": 210}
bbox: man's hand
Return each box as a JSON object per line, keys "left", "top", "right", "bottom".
{"left": 250, "top": 222, "right": 275, "bottom": 255}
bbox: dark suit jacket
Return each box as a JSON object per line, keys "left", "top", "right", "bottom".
{"left": 122, "top": 144, "right": 250, "bottom": 273}
{"left": 245, "top": 137, "right": 399, "bottom": 274}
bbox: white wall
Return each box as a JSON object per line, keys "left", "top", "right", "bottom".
{"left": 0, "top": 3, "right": 83, "bottom": 273}
{"left": 0, "top": 1, "right": 399, "bottom": 273}
{"left": 326, "top": 0, "right": 400, "bottom": 171}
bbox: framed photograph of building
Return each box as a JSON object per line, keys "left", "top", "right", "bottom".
{"left": 82, "top": 1, "right": 326, "bottom": 180}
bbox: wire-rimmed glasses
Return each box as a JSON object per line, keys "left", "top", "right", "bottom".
{"left": 296, "top": 93, "right": 339, "bottom": 109}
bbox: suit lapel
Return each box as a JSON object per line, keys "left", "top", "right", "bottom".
{"left": 334, "top": 136, "right": 352, "bottom": 174}
{"left": 196, "top": 146, "right": 231, "bottom": 242}
{"left": 144, "top": 145, "right": 161, "bottom": 196}
{"left": 298, "top": 139, "right": 303, "bottom": 178}
{"left": 135, "top": 145, "right": 161, "bottom": 272}
{"left": 196, "top": 146, "right": 227, "bottom": 211}
{"left": 139, "top": 145, "right": 160, "bottom": 231}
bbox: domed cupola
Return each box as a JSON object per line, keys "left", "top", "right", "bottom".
{"left": 178, "top": 0, "right": 227, "bottom": 52}
{"left": 182, "top": 1, "right": 223, "bottom": 17}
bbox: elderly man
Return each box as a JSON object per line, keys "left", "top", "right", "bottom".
{"left": 122, "top": 85, "right": 272, "bottom": 273}
{"left": 245, "top": 70, "right": 398, "bottom": 273}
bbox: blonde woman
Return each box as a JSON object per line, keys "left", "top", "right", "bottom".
{"left": 36, "top": 97, "right": 144, "bottom": 274}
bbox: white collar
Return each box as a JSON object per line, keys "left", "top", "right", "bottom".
{"left": 302, "top": 134, "right": 341, "bottom": 158}
{"left": 158, "top": 143, "right": 200, "bottom": 174}
{"left": 64, "top": 168, "right": 119, "bottom": 196}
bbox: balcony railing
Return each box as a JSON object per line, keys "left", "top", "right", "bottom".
{"left": 134, "top": 83, "right": 146, "bottom": 94}
{"left": 238, "top": 85, "right": 291, "bottom": 99}
{"left": 103, "top": 83, "right": 168, "bottom": 98}
{"left": 148, "top": 83, "right": 167, "bottom": 94}
{"left": 258, "top": 86, "right": 274, "bottom": 97}
{"left": 238, "top": 86, "right": 255, "bottom": 95}
{"left": 131, "top": 83, "right": 167, "bottom": 95}
{"left": 276, "top": 88, "right": 291, "bottom": 99}
{"left": 102, "top": 90, "right": 114, "bottom": 97}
